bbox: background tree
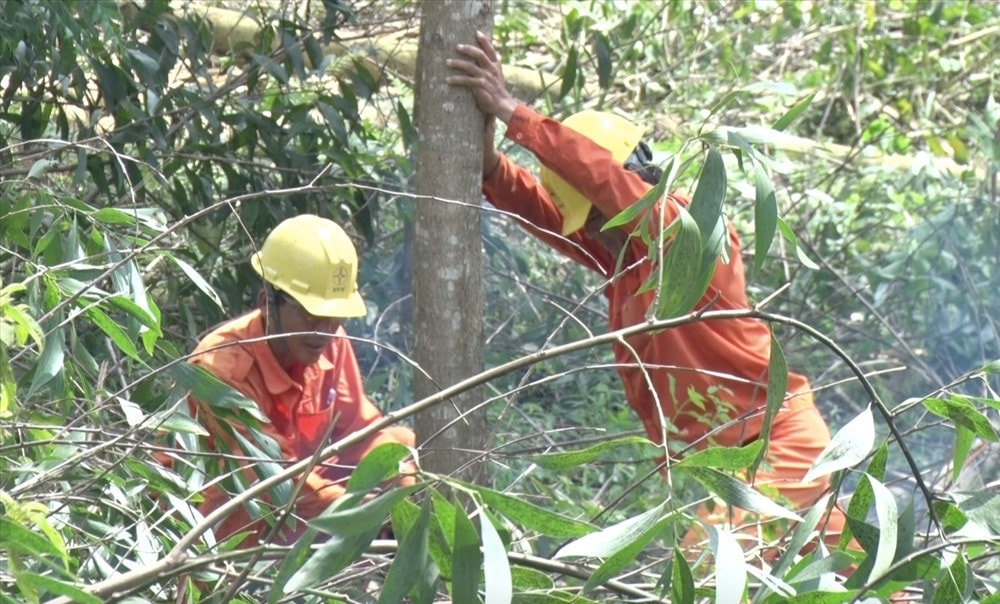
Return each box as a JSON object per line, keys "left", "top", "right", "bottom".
{"left": 411, "top": 0, "right": 494, "bottom": 485}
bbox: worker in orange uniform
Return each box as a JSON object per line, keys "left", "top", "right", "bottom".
{"left": 447, "top": 33, "right": 848, "bottom": 548}
{"left": 187, "top": 215, "right": 416, "bottom": 547}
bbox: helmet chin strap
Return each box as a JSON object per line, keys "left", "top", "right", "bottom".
{"left": 265, "top": 284, "right": 284, "bottom": 337}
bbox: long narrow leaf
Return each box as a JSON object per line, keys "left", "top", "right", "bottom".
{"left": 866, "top": 474, "right": 898, "bottom": 583}
{"left": 750, "top": 332, "right": 787, "bottom": 477}
{"left": 473, "top": 485, "right": 593, "bottom": 538}
{"left": 166, "top": 253, "right": 225, "bottom": 311}
{"left": 379, "top": 497, "right": 432, "bottom": 604}
{"left": 772, "top": 93, "right": 816, "bottom": 132}
{"left": 11, "top": 573, "right": 102, "bottom": 604}
{"left": 751, "top": 163, "right": 778, "bottom": 279}
{"left": 533, "top": 435, "right": 656, "bottom": 471}
{"left": 803, "top": 405, "right": 875, "bottom": 483}
{"left": 711, "top": 526, "right": 747, "bottom": 604}
{"left": 311, "top": 484, "right": 420, "bottom": 535}
{"left": 25, "top": 325, "right": 64, "bottom": 399}
{"left": 481, "top": 511, "right": 512, "bottom": 604}
{"left": 675, "top": 440, "right": 764, "bottom": 471}
{"left": 555, "top": 502, "right": 671, "bottom": 559}
{"left": 657, "top": 206, "right": 704, "bottom": 317}
{"left": 451, "top": 500, "right": 482, "bottom": 603}
{"left": 345, "top": 441, "right": 412, "bottom": 493}
{"left": 582, "top": 511, "right": 680, "bottom": 594}
{"left": 680, "top": 467, "right": 802, "bottom": 521}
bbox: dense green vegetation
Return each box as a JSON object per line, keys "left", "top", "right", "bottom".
{"left": 1, "top": 0, "right": 997, "bottom": 602}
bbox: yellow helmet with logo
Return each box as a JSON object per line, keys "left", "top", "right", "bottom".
{"left": 250, "top": 215, "right": 367, "bottom": 318}
{"left": 539, "top": 110, "right": 645, "bottom": 235}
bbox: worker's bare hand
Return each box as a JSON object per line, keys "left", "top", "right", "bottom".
{"left": 446, "top": 31, "right": 517, "bottom": 124}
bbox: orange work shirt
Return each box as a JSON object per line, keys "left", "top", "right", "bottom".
{"left": 483, "top": 104, "right": 817, "bottom": 450}
{"left": 188, "top": 310, "right": 415, "bottom": 545}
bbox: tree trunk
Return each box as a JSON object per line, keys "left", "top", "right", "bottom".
{"left": 411, "top": 1, "right": 493, "bottom": 485}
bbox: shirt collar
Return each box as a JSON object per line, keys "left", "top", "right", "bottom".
{"left": 245, "top": 311, "right": 336, "bottom": 396}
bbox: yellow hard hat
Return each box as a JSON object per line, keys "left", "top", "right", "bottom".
{"left": 250, "top": 215, "right": 367, "bottom": 318}
{"left": 539, "top": 110, "right": 645, "bottom": 235}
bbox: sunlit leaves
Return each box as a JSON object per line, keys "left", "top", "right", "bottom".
{"left": 473, "top": 484, "right": 593, "bottom": 538}
{"left": 923, "top": 395, "right": 999, "bottom": 442}
{"left": 532, "top": 434, "right": 657, "bottom": 471}
{"left": 554, "top": 501, "right": 674, "bottom": 560}
{"left": 680, "top": 467, "right": 802, "bottom": 521}
{"left": 865, "top": 474, "right": 898, "bottom": 583}
{"left": 710, "top": 525, "right": 747, "bottom": 604}
{"left": 481, "top": 510, "right": 513, "bottom": 604}
{"left": 803, "top": 405, "right": 876, "bottom": 483}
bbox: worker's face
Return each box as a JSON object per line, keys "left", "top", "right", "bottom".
{"left": 582, "top": 206, "right": 629, "bottom": 256}
{"left": 265, "top": 293, "right": 343, "bottom": 368}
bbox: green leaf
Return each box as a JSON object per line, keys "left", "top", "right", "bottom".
{"left": 558, "top": 46, "right": 578, "bottom": 99}
{"left": 473, "top": 485, "right": 593, "bottom": 538}
{"left": 379, "top": 497, "right": 432, "bottom": 604}
{"left": 581, "top": 509, "right": 680, "bottom": 594}
{"left": 952, "top": 490, "right": 1000, "bottom": 534}
{"left": 311, "top": 484, "right": 420, "bottom": 536}
{"left": 345, "top": 441, "right": 412, "bottom": 494}
{"left": 0, "top": 517, "right": 69, "bottom": 572}
{"left": 602, "top": 155, "right": 673, "bottom": 231}
{"left": 675, "top": 440, "right": 764, "bottom": 471}
{"left": 772, "top": 93, "right": 815, "bottom": 131}
{"left": 11, "top": 573, "right": 102, "bottom": 604}
{"left": 594, "top": 32, "right": 612, "bottom": 89}
{"left": 865, "top": 474, "right": 898, "bottom": 583}
{"left": 923, "top": 395, "right": 998, "bottom": 442}
{"left": 25, "top": 325, "right": 64, "bottom": 399}
{"left": 451, "top": 499, "right": 482, "bottom": 603}
{"left": 250, "top": 52, "right": 289, "bottom": 84}
{"left": 150, "top": 408, "right": 209, "bottom": 436}
{"left": 776, "top": 217, "right": 819, "bottom": 269}
{"left": 285, "top": 529, "right": 376, "bottom": 592}
{"left": 532, "top": 435, "right": 656, "bottom": 471}
{"left": 710, "top": 526, "right": 747, "bottom": 604}
{"left": 803, "top": 405, "right": 875, "bottom": 483}
{"left": 931, "top": 552, "right": 969, "bottom": 604}
{"left": 230, "top": 430, "right": 292, "bottom": 508}
{"left": 759, "top": 495, "right": 830, "bottom": 598}
{"left": 554, "top": 501, "right": 674, "bottom": 559}
{"left": 668, "top": 548, "right": 695, "bottom": 604}
{"left": 481, "top": 510, "right": 512, "bottom": 604}
{"left": 165, "top": 253, "right": 225, "bottom": 311}
{"left": 751, "top": 332, "right": 787, "bottom": 478}
{"left": 428, "top": 491, "right": 458, "bottom": 575}
{"left": 656, "top": 206, "right": 705, "bottom": 317}
{"left": 841, "top": 439, "right": 887, "bottom": 549}
{"left": 91, "top": 207, "right": 140, "bottom": 226}
{"left": 83, "top": 305, "right": 141, "bottom": 361}
{"left": 688, "top": 147, "right": 728, "bottom": 269}
{"left": 951, "top": 424, "right": 975, "bottom": 483}
{"left": 168, "top": 363, "right": 268, "bottom": 421}
{"left": 751, "top": 163, "right": 778, "bottom": 279}
{"left": 680, "top": 467, "right": 802, "bottom": 521}
{"left": 511, "top": 566, "right": 554, "bottom": 590}
{"left": 268, "top": 523, "right": 320, "bottom": 602}
{"left": 287, "top": 488, "right": 417, "bottom": 593}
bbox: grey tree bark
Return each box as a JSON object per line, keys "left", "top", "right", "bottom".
{"left": 412, "top": 1, "right": 494, "bottom": 485}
